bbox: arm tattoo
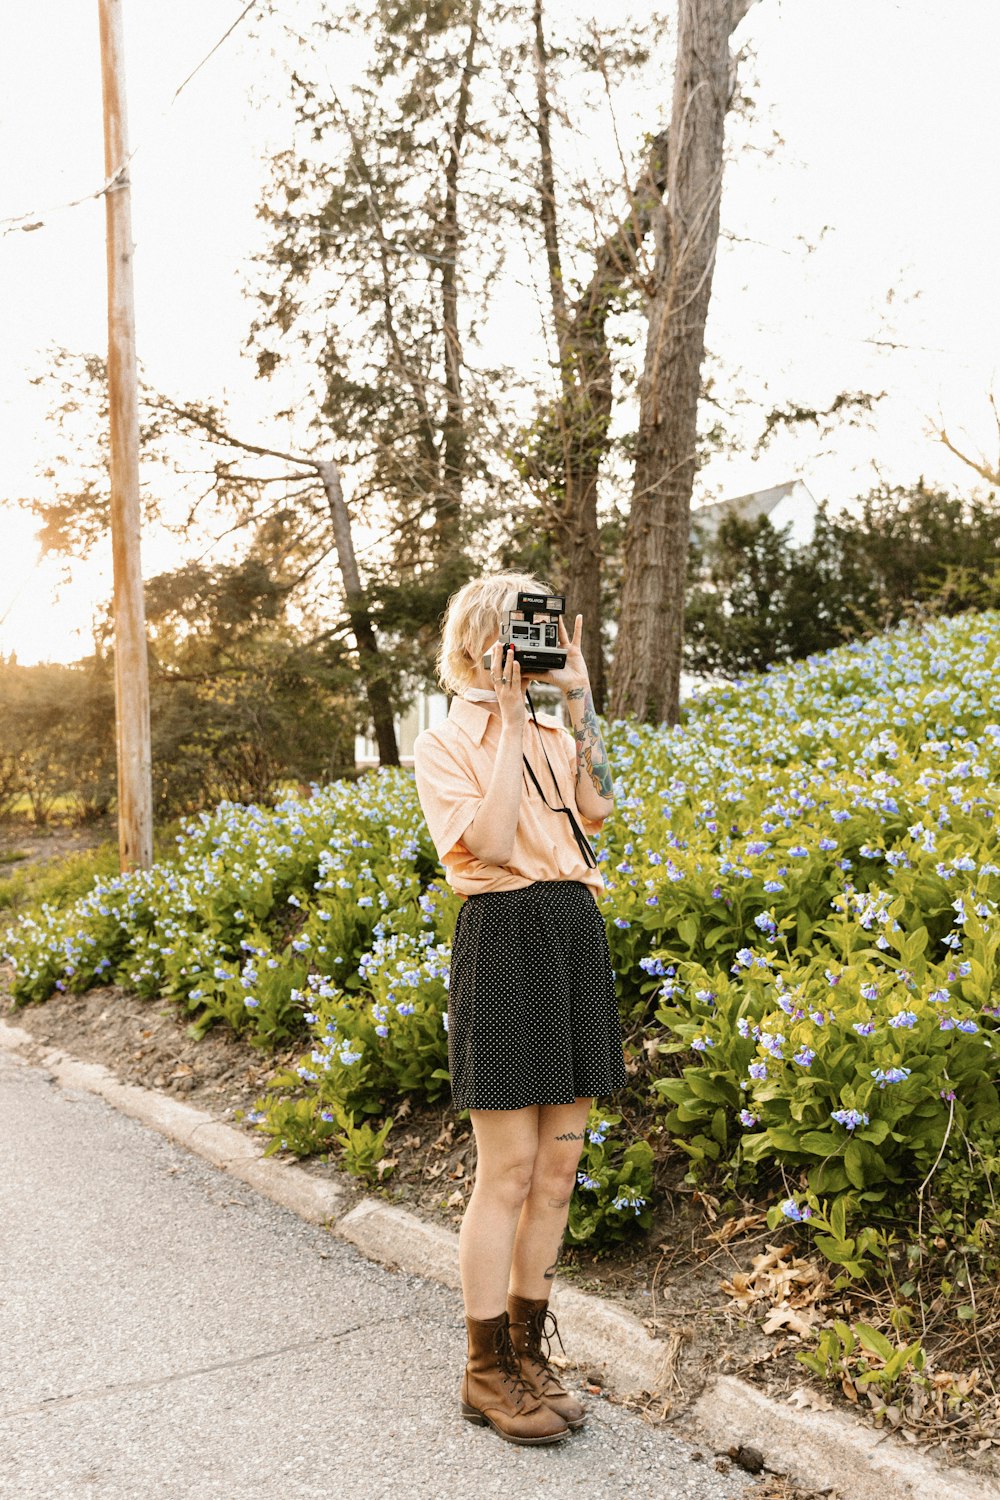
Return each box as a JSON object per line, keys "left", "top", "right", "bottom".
{"left": 565, "top": 685, "right": 613, "bottom": 801}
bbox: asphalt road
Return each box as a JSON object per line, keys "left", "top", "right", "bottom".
{"left": 0, "top": 1046, "right": 753, "bottom": 1500}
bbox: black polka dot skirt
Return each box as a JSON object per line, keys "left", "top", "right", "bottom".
{"left": 446, "top": 879, "right": 630, "bottom": 1111}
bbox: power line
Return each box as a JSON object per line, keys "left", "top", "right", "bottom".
{"left": 0, "top": 1, "right": 262, "bottom": 237}
{"left": 170, "top": 0, "right": 259, "bottom": 103}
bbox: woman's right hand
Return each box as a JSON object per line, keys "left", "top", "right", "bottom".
{"left": 490, "top": 640, "right": 525, "bottom": 735}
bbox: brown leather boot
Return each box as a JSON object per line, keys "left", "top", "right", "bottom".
{"left": 507, "top": 1292, "right": 588, "bottom": 1429}
{"left": 460, "top": 1310, "right": 570, "bottom": 1444}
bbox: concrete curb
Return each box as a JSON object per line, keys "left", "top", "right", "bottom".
{"left": 0, "top": 1018, "right": 989, "bottom": 1499}
{"left": 691, "top": 1376, "right": 989, "bottom": 1500}
{"left": 0, "top": 1020, "right": 346, "bottom": 1226}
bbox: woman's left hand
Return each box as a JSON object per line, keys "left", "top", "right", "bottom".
{"left": 528, "top": 612, "right": 591, "bottom": 694}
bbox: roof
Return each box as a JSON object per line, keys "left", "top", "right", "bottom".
{"left": 692, "top": 480, "right": 814, "bottom": 540}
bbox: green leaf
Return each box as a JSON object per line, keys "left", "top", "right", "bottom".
{"left": 814, "top": 1233, "right": 856, "bottom": 1265}
{"left": 766, "top": 1127, "right": 806, "bottom": 1152}
{"left": 677, "top": 915, "right": 699, "bottom": 950}
{"left": 830, "top": 1196, "right": 847, "bottom": 1243}
{"left": 833, "top": 1320, "right": 856, "bottom": 1350}
{"left": 800, "top": 1130, "right": 844, "bottom": 1157}
{"left": 686, "top": 1072, "right": 730, "bottom": 1104}
{"left": 855, "top": 1324, "right": 895, "bottom": 1362}
{"left": 844, "top": 1139, "right": 867, "bottom": 1189}
{"left": 882, "top": 1341, "right": 920, "bottom": 1381}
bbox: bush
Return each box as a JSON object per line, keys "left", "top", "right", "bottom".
{"left": 686, "top": 482, "right": 1000, "bottom": 677}
{"left": 6, "top": 610, "right": 1000, "bottom": 1258}
{"left": 0, "top": 842, "right": 120, "bottom": 919}
{"left": 567, "top": 1110, "right": 654, "bottom": 1247}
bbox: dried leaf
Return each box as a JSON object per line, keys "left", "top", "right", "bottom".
{"left": 710, "top": 1212, "right": 767, "bottom": 1244}
{"left": 761, "top": 1303, "right": 819, "bottom": 1338}
{"left": 719, "top": 1272, "right": 756, "bottom": 1309}
{"left": 787, "top": 1386, "right": 833, "bottom": 1412}
{"left": 751, "top": 1243, "right": 794, "bottom": 1276}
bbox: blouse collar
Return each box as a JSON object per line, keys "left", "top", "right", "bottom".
{"left": 448, "top": 694, "right": 565, "bottom": 746}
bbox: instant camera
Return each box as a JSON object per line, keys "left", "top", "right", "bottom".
{"left": 481, "top": 588, "right": 567, "bottom": 675}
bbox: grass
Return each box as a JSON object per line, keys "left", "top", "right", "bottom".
{"left": 0, "top": 842, "right": 122, "bottom": 918}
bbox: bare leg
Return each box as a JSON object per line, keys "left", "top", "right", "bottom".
{"left": 509, "top": 1097, "right": 593, "bottom": 1300}
{"left": 459, "top": 1105, "right": 539, "bottom": 1318}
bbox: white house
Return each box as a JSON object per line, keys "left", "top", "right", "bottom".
{"left": 691, "top": 478, "right": 818, "bottom": 552}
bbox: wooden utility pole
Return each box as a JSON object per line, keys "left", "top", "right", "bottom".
{"left": 98, "top": 0, "right": 153, "bottom": 868}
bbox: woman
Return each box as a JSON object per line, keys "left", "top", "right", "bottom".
{"left": 412, "top": 572, "right": 629, "bottom": 1446}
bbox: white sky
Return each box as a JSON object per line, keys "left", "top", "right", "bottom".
{"left": 2, "top": 0, "right": 998, "bottom": 664}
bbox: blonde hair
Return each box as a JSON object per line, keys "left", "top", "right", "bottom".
{"left": 435, "top": 571, "right": 553, "bottom": 697}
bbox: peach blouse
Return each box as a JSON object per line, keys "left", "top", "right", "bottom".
{"left": 411, "top": 696, "right": 606, "bottom": 900}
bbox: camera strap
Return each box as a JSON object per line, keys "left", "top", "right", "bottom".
{"left": 522, "top": 688, "right": 599, "bottom": 871}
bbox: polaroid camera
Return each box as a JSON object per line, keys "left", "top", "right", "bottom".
{"left": 482, "top": 588, "right": 567, "bottom": 675}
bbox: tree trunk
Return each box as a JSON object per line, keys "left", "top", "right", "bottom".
{"left": 137, "top": 402, "right": 402, "bottom": 772}
{"left": 611, "top": 0, "right": 749, "bottom": 726}
{"left": 316, "top": 459, "right": 399, "bottom": 767}
{"left": 531, "top": 0, "right": 674, "bottom": 713}
{"left": 437, "top": 0, "right": 481, "bottom": 551}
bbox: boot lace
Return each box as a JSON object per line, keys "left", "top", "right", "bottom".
{"left": 525, "top": 1307, "right": 566, "bottom": 1385}
{"left": 492, "top": 1318, "right": 536, "bottom": 1409}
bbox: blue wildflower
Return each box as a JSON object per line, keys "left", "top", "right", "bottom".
{"left": 780, "top": 1199, "right": 812, "bottom": 1222}
{"left": 871, "top": 1066, "right": 910, "bottom": 1087}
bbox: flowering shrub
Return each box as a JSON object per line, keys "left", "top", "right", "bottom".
{"left": 247, "top": 926, "right": 453, "bottom": 1150}
{"left": 6, "top": 778, "right": 452, "bottom": 1046}
{"left": 622, "top": 613, "right": 1000, "bottom": 1248}
{"left": 566, "top": 1109, "right": 654, "bottom": 1246}
{"left": 6, "top": 611, "right": 1000, "bottom": 1252}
